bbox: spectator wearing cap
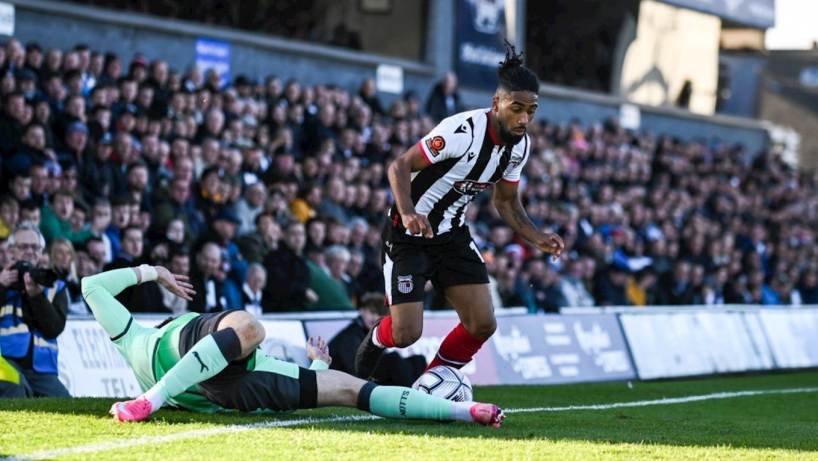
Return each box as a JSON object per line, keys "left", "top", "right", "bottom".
{"left": 57, "top": 121, "right": 90, "bottom": 169}
{"left": 0, "top": 91, "right": 27, "bottom": 157}
{"left": 39, "top": 188, "right": 94, "bottom": 246}
{"left": 128, "top": 53, "right": 149, "bottom": 83}
{"left": 23, "top": 42, "right": 43, "bottom": 80}
{"left": 17, "top": 69, "right": 38, "bottom": 102}
{"left": 195, "top": 207, "right": 247, "bottom": 287}
{"left": 78, "top": 133, "right": 119, "bottom": 201}
{"left": 53, "top": 94, "right": 86, "bottom": 152}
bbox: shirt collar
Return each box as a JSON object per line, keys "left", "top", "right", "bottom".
{"left": 486, "top": 110, "right": 504, "bottom": 146}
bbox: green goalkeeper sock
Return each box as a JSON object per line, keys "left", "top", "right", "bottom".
{"left": 363, "top": 384, "right": 473, "bottom": 422}
{"left": 142, "top": 328, "right": 242, "bottom": 411}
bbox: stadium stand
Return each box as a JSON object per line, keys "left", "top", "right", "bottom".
{"left": 0, "top": 35, "right": 815, "bottom": 321}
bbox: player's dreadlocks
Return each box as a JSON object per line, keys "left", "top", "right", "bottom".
{"left": 497, "top": 40, "right": 539, "bottom": 93}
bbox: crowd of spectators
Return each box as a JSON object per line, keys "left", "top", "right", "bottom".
{"left": 1, "top": 36, "right": 817, "bottom": 322}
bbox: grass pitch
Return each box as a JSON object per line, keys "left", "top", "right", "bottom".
{"left": 1, "top": 371, "right": 816, "bottom": 460}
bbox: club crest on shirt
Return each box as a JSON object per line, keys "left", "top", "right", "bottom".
{"left": 453, "top": 180, "right": 491, "bottom": 196}
{"left": 425, "top": 136, "right": 446, "bottom": 157}
{"left": 509, "top": 153, "right": 524, "bottom": 169}
{"left": 397, "top": 275, "right": 413, "bottom": 294}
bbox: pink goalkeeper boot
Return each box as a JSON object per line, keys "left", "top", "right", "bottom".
{"left": 470, "top": 403, "right": 505, "bottom": 428}
{"left": 110, "top": 397, "right": 154, "bottom": 422}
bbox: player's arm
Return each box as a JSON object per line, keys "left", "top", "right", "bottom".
{"left": 493, "top": 181, "right": 564, "bottom": 261}
{"left": 387, "top": 143, "right": 434, "bottom": 238}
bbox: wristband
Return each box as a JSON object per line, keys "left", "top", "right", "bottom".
{"left": 138, "top": 264, "right": 158, "bottom": 283}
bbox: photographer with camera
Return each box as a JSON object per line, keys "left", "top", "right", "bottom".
{"left": 0, "top": 221, "right": 69, "bottom": 398}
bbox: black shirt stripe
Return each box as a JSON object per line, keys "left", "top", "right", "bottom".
{"left": 427, "top": 129, "right": 496, "bottom": 233}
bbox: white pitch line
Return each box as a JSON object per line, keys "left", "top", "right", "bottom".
{"left": 2, "top": 415, "right": 378, "bottom": 461}
{"left": 5, "top": 386, "right": 817, "bottom": 461}
{"left": 504, "top": 386, "right": 818, "bottom": 413}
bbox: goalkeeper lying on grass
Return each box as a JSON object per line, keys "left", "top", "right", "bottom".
{"left": 81, "top": 266, "right": 504, "bottom": 427}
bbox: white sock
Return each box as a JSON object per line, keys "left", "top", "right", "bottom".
{"left": 142, "top": 388, "right": 165, "bottom": 413}
{"left": 371, "top": 325, "right": 385, "bottom": 349}
{"left": 451, "top": 402, "right": 475, "bottom": 422}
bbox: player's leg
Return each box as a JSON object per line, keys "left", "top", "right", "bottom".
{"left": 426, "top": 236, "right": 495, "bottom": 371}
{"left": 315, "top": 369, "right": 504, "bottom": 427}
{"left": 355, "top": 241, "right": 428, "bottom": 379}
{"left": 120, "top": 310, "right": 264, "bottom": 421}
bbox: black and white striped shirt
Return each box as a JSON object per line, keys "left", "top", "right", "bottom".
{"left": 388, "top": 109, "right": 530, "bottom": 242}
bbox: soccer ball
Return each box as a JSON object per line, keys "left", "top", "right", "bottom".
{"left": 412, "top": 366, "right": 473, "bottom": 402}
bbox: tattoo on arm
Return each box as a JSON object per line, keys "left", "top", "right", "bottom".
{"left": 510, "top": 206, "right": 528, "bottom": 231}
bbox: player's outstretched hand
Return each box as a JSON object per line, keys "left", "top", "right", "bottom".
{"left": 536, "top": 232, "right": 565, "bottom": 262}
{"left": 307, "top": 336, "right": 332, "bottom": 366}
{"left": 155, "top": 266, "right": 196, "bottom": 301}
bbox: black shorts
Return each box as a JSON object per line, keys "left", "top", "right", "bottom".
{"left": 178, "top": 311, "right": 318, "bottom": 412}
{"left": 382, "top": 226, "right": 489, "bottom": 305}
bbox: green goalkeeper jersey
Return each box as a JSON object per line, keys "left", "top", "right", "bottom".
{"left": 81, "top": 267, "right": 329, "bottom": 413}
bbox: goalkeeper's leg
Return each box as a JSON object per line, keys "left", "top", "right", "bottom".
{"left": 111, "top": 311, "right": 265, "bottom": 422}
{"left": 315, "top": 370, "right": 504, "bottom": 427}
